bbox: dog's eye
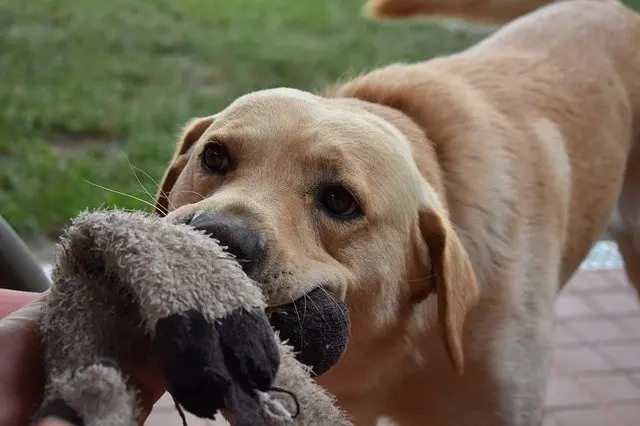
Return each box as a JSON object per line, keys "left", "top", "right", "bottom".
{"left": 318, "top": 185, "right": 361, "bottom": 219}
{"left": 201, "top": 143, "right": 230, "bottom": 173}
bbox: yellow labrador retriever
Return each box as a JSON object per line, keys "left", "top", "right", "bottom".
{"left": 154, "top": 0, "right": 640, "bottom": 424}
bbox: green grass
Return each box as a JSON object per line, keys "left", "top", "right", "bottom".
{"left": 1, "top": 0, "right": 639, "bottom": 238}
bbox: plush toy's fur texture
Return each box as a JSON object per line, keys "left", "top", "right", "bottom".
{"left": 33, "top": 210, "right": 352, "bottom": 426}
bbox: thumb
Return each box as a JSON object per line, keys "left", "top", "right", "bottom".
{"left": 0, "top": 291, "right": 47, "bottom": 426}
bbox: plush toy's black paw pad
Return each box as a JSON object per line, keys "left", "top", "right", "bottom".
{"left": 32, "top": 398, "right": 84, "bottom": 426}
{"left": 155, "top": 310, "right": 231, "bottom": 418}
{"left": 269, "top": 287, "right": 350, "bottom": 376}
{"left": 216, "top": 307, "right": 280, "bottom": 392}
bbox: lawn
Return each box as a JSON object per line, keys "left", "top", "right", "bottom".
{"left": 1, "top": 0, "right": 638, "bottom": 239}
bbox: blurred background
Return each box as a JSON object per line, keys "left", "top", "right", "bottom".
{"left": 1, "top": 0, "right": 639, "bottom": 255}
{"left": 3, "top": 2, "right": 640, "bottom": 424}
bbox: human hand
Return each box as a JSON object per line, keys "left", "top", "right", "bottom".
{"left": 0, "top": 289, "right": 167, "bottom": 426}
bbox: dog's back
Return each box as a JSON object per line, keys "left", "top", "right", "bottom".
{"left": 357, "top": 0, "right": 640, "bottom": 291}
{"left": 470, "top": 0, "right": 640, "bottom": 284}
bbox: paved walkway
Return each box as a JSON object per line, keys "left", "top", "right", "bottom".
{"left": 545, "top": 269, "right": 640, "bottom": 426}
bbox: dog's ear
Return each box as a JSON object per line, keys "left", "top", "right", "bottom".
{"left": 418, "top": 208, "right": 479, "bottom": 374}
{"left": 155, "top": 116, "right": 216, "bottom": 216}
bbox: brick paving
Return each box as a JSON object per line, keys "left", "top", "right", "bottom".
{"left": 147, "top": 270, "right": 640, "bottom": 426}
{"left": 544, "top": 270, "right": 640, "bottom": 426}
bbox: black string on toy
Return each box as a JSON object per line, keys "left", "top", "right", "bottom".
{"left": 170, "top": 392, "right": 188, "bottom": 426}
{"left": 268, "top": 386, "right": 301, "bottom": 418}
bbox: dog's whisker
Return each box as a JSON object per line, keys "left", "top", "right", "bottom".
{"left": 125, "top": 158, "right": 178, "bottom": 213}
{"left": 305, "top": 293, "right": 329, "bottom": 326}
{"left": 170, "top": 189, "right": 207, "bottom": 202}
{"left": 302, "top": 293, "right": 309, "bottom": 326}
{"left": 122, "top": 153, "right": 162, "bottom": 208}
{"left": 292, "top": 300, "right": 303, "bottom": 351}
{"left": 408, "top": 273, "right": 437, "bottom": 283}
{"left": 82, "top": 179, "right": 169, "bottom": 215}
{"left": 319, "top": 287, "right": 349, "bottom": 326}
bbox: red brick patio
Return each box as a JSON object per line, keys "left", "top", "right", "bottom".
{"left": 545, "top": 270, "right": 640, "bottom": 426}
{"left": 147, "top": 270, "right": 640, "bottom": 426}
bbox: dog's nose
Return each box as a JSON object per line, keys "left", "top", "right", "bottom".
{"left": 188, "top": 211, "right": 266, "bottom": 275}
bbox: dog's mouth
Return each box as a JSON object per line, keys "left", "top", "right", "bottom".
{"left": 192, "top": 225, "right": 351, "bottom": 374}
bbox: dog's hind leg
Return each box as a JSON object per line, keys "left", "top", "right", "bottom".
{"left": 613, "top": 231, "right": 640, "bottom": 297}
{"left": 609, "top": 147, "right": 640, "bottom": 299}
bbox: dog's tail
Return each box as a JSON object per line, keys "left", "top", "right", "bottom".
{"left": 362, "top": 0, "right": 570, "bottom": 25}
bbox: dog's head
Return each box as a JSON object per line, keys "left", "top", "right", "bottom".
{"left": 157, "top": 88, "right": 478, "bottom": 376}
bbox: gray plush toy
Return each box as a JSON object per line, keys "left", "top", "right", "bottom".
{"left": 32, "top": 209, "right": 353, "bottom": 426}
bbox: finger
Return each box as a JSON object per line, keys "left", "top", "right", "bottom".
{"left": 0, "top": 293, "right": 47, "bottom": 425}
{"left": 0, "top": 291, "right": 46, "bottom": 386}
{"left": 0, "top": 289, "right": 43, "bottom": 319}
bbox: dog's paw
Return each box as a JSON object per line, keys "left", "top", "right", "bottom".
{"left": 154, "top": 308, "right": 280, "bottom": 420}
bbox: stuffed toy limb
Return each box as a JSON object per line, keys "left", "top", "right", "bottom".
{"left": 32, "top": 210, "right": 352, "bottom": 426}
